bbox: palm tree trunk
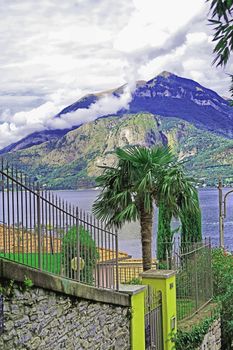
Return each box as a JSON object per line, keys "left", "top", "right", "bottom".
{"left": 140, "top": 204, "right": 153, "bottom": 271}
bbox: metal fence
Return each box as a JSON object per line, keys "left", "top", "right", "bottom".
{"left": 145, "top": 286, "right": 163, "bottom": 350}
{"left": 118, "top": 259, "right": 157, "bottom": 284}
{"left": 160, "top": 238, "right": 213, "bottom": 321}
{"left": 0, "top": 160, "right": 119, "bottom": 290}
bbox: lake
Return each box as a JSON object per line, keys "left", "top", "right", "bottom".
{"left": 1, "top": 188, "right": 232, "bottom": 257}
{"left": 50, "top": 188, "right": 233, "bottom": 257}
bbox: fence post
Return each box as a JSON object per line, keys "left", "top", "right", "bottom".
{"left": 140, "top": 270, "right": 177, "bottom": 350}
{"left": 120, "top": 285, "right": 146, "bottom": 350}
{"left": 75, "top": 207, "right": 80, "bottom": 282}
{"left": 115, "top": 228, "right": 119, "bottom": 291}
{"left": 194, "top": 248, "right": 199, "bottom": 311}
{"left": 37, "top": 185, "right": 41, "bottom": 270}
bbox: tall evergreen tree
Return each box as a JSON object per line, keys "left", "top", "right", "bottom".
{"left": 156, "top": 169, "right": 201, "bottom": 262}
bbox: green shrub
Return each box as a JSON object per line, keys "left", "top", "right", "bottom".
{"left": 62, "top": 226, "right": 99, "bottom": 285}
{"left": 212, "top": 248, "right": 233, "bottom": 349}
{"left": 23, "top": 276, "right": 33, "bottom": 290}
{"left": 173, "top": 314, "right": 218, "bottom": 350}
{"left": 122, "top": 277, "right": 142, "bottom": 285}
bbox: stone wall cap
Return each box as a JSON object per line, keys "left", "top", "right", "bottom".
{"left": 0, "top": 258, "right": 130, "bottom": 307}
{"left": 119, "top": 284, "right": 146, "bottom": 295}
{"left": 139, "top": 269, "right": 176, "bottom": 279}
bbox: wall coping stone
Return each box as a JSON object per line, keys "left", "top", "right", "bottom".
{"left": 0, "top": 258, "right": 130, "bottom": 306}
{"left": 119, "top": 284, "right": 146, "bottom": 295}
{"left": 140, "top": 269, "right": 176, "bottom": 279}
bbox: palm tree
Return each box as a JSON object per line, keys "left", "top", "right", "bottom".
{"left": 93, "top": 145, "right": 199, "bottom": 271}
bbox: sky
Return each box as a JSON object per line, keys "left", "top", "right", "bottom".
{"left": 0, "top": 0, "right": 232, "bottom": 149}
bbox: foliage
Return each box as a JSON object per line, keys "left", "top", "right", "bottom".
{"left": 212, "top": 248, "right": 233, "bottom": 295}
{"left": 208, "top": 0, "right": 233, "bottom": 98}
{"left": 122, "top": 277, "right": 142, "bottom": 285}
{"left": 212, "top": 248, "right": 233, "bottom": 349}
{"left": 180, "top": 192, "right": 202, "bottom": 243}
{"left": 0, "top": 279, "right": 15, "bottom": 297}
{"left": 23, "top": 276, "right": 33, "bottom": 289}
{"left": 93, "top": 145, "right": 197, "bottom": 271}
{"left": 94, "top": 146, "right": 175, "bottom": 226}
{"left": 157, "top": 202, "right": 173, "bottom": 261}
{"left": 173, "top": 314, "right": 219, "bottom": 350}
{"left": 93, "top": 145, "right": 176, "bottom": 271}
{"left": 208, "top": 0, "right": 233, "bottom": 67}
{"left": 62, "top": 226, "right": 99, "bottom": 285}
{"left": 156, "top": 168, "right": 201, "bottom": 261}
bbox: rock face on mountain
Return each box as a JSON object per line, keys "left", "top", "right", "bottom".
{"left": 3, "top": 114, "right": 163, "bottom": 188}
{"left": 127, "top": 72, "right": 233, "bottom": 137}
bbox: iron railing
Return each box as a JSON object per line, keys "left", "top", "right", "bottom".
{"left": 145, "top": 287, "right": 163, "bottom": 350}
{"left": 0, "top": 160, "right": 119, "bottom": 290}
{"left": 159, "top": 238, "right": 213, "bottom": 321}
{"left": 118, "top": 260, "right": 157, "bottom": 284}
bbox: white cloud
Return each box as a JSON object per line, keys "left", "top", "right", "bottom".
{"left": 0, "top": 86, "right": 132, "bottom": 149}
{"left": 0, "top": 0, "right": 232, "bottom": 149}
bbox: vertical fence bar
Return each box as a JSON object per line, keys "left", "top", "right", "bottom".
{"left": 194, "top": 247, "right": 199, "bottom": 311}
{"left": 52, "top": 194, "right": 55, "bottom": 274}
{"left": 45, "top": 190, "right": 49, "bottom": 271}
{"left": 24, "top": 174, "right": 28, "bottom": 265}
{"left": 41, "top": 188, "right": 45, "bottom": 271}
{"left": 28, "top": 177, "right": 33, "bottom": 266}
{"left": 83, "top": 209, "right": 87, "bottom": 284}
{"left": 100, "top": 219, "right": 104, "bottom": 288}
{"left": 62, "top": 200, "right": 66, "bottom": 277}
{"left": 37, "top": 184, "right": 41, "bottom": 270}
{"left": 20, "top": 172, "right": 25, "bottom": 264}
{"left": 58, "top": 198, "right": 62, "bottom": 276}
{"left": 49, "top": 193, "right": 52, "bottom": 271}
{"left": 68, "top": 203, "right": 72, "bottom": 279}
{"left": 93, "top": 214, "right": 97, "bottom": 287}
{"left": 55, "top": 195, "right": 59, "bottom": 275}
{"left": 115, "top": 228, "right": 119, "bottom": 291}
{"left": 76, "top": 207, "right": 80, "bottom": 282}
{"left": 11, "top": 166, "right": 15, "bottom": 261}
{"left": 6, "top": 164, "right": 10, "bottom": 257}
{"left": 94, "top": 216, "right": 100, "bottom": 288}
{"left": 1, "top": 160, "right": 6, "bottom": 256}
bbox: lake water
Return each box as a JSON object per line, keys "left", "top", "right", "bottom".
{"left": 51, "top": 188, "right": 233, "bottom": 257}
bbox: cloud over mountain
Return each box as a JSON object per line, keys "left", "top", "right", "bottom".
{"left": 0, "top": 0, "right": 232, "bottom": 148}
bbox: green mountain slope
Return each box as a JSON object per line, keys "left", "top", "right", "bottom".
{"left": 3, "top": 113, "right": 233, "bottom": 188}
{"left": 160, "top": 118, "right": 233, "bottom": 184}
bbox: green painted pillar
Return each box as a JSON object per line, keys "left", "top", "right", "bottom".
{"left": 140, "top": 270, "right": 177, "bottom": 350}
{"left": 120, "top": 285, "right": 146, "bottom": 350}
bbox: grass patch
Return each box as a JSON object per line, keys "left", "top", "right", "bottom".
{"left": 0, "top": 253, "right": 61, "bottom": 274}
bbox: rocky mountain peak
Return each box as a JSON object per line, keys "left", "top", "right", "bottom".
{"left": 157, "top": 71, "right": 173, "bottom": 78}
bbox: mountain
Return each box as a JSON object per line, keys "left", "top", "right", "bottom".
{"left": 0, "top": 129, "right": 70, "bottom": 154}
{"left": 2, "top": 71, "right": 233, "bottom": 155}
{"left": 3, "top": 112, "right": 233, "bottom": 189}
{"left": 2, "top": 71, "right": 233, "bottom": 188}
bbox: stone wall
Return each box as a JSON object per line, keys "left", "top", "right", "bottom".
{"left": 0, "top": 283, "right": 131, "bottom": 350}
{"left": 197, "top": 318, "right": 221, "bottom": 350}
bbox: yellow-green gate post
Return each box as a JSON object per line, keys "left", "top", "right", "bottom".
{"left": 140, "top": 270, "right": 177, "bottom": 350}
{"left": 120, "top": 284, "right": 146, "bottom": 350}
